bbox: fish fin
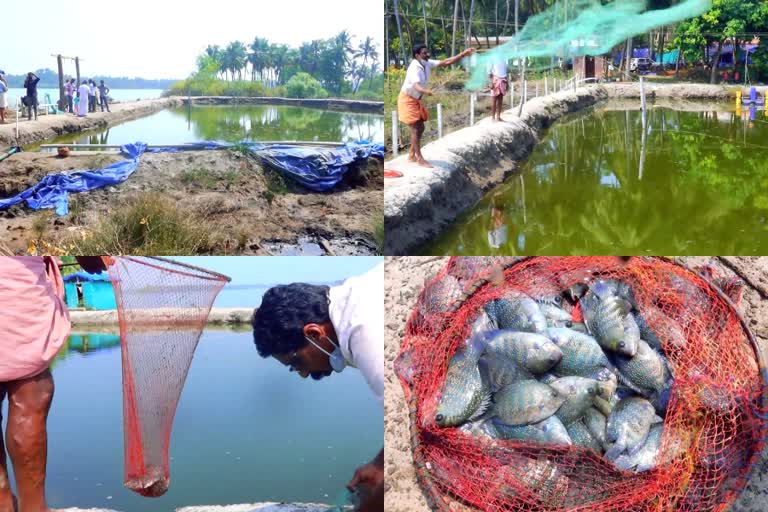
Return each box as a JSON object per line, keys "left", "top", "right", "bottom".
{"left": 605, "top": 441, "right": 625, "bottom": 460}
{"left": 616, "top": 299, "right": 633, "bottom": 315}
{"left": 469, "top": 390, "right": 493, "bottom": 422}
{"left": 652, "top": 415, "right": 664, "bottom": 425}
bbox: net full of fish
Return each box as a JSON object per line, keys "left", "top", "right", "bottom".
{"left": 431, "top": 275, "right": 716, "bottom": 473}
{"left": 397, "top": 257, "right": 764, "bottom": 512}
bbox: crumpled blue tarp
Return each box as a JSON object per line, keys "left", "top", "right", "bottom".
{"left": 0, "top": 140, "right": 383, "bottom": 215}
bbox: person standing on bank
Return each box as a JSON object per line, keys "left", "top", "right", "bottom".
{"left": 23, "top": 72, "right": 40, "bottom": 121}
{"left": 489, "top": 55, "right": 509, "bottom": 122}
{"left": 98, "top": 80, "right": 110, "bottom": 112}
{"left": 0, "top": 256, "right": 108, "bottom": 512}
{"left": 252, "top": 262, "right": 384, "bottom": 512}
{"left": 397, "top": 44, "right": 475, "bottom": 167}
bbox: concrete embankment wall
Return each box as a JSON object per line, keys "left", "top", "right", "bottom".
{"left": 0, "top": 97, "right": 183, "bottom": 147}
{"left": 70, "top": 308, "right": 253, "bottom": 326}
{"left": 186, "top": 96, "right": 383, "bottom": 113}
{"left": 383, "top": 82, "right": 749, "bottom": 255}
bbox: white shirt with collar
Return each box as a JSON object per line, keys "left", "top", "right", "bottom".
{"left": 401, "top": 58, "right": 441, "bottom": 99}
{"left": 328, "top": 262, "right": 384, "bottom": 405}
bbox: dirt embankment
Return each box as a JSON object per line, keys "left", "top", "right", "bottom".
{"left": 384, "top": 256, "right": 768, "bottom": 512}
{"left": 187, "top": 96, "right": 383, "bottom": 113}
{"left": 0, "top": 97, "right": 183, "bottom": 147}
{"left": 0, "top": 149, "right": 382, "bottom": 255}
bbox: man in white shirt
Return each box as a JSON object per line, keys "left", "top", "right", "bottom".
{"left": 252, "top": 262, "right": 384, "bottom": 512}
{"left": 397, "top": 44, "right": 475, "bottom": 167}
{"left": 489, "top": 56, "right": 509, "bottom": 122}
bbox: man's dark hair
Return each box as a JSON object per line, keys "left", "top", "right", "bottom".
{"left": 252, "top": 283, "right": 331, "bottom": 358}
{"left": 413, "top": 44, "right": 428, "bottom": 58}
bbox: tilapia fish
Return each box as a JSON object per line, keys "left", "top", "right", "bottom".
{"left": 613, "top": 423, "right": 663, "bottom": 472}
{"left": 566, "top": 419, "right": 603, "bottom": 452}
{"left": 607, "top": 340, "right": 670, "bottom": 397}
{"left": 415, "top": 274, "right": 464, "bottom": 330}
{"left": 605, "top": 397, "right": 659, "bottom": 460}
{"left": 484, "top": 291, "right": 547, "bottom": 333}
{"left": 435, "top": 336, "right": 491, "bottom": 427}
{"left": 484, "top": 330, "right": 563, "bottom": 374}
{"left": 634, "top": 305, "right": 687, "bottom": 351}
{"left": 550, "top": 376, "right": 607, "bottom": 424}
{"left": 493, "top": 415, "right": 572, "bottom": 445}
{"left": 479, "top": 355, "right": 535, "bottom": 393}
{"left": 495, "top": 458, "right": 570, "bottom": 505}
{"left": 581, "top": 284, "right": 640, "bottom": 357}
{"left": 470, "top": 309, "right": 499, "bottom": 339}
{"left": 583, "top": 407, "right": 608, "bottom": 448}
{"left": 459, "top": 412, "right": 501, "bottom": 440}
{"left": 546, "top": 327, "right": 611, "bottom": 378}
{"left": 540, "top": 303, "right": 574, "bottom": 328}
{"left": 492, "top": 380, "right": 565, "bottom": 426}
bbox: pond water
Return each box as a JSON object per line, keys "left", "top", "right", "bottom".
{"left": 1, "top": 329, "right": 382, "bottom": 512}
{"left": 26, "top": 105, "right": 383, "bottom": 150}
{"left": 422, "top": 102, "right": 768, "bottom": 255}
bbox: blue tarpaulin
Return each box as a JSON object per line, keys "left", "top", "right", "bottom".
{"left": 0, "top": 140, "right": 384, "bottom": 215}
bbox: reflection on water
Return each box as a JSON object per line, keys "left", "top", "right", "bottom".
{"left": 6, "top": 329, "right": 381, "bottom": 512}
{"left": 29, "top": 105, "right": 383, "bottom": 150}
{"left": 422, "top": 103, "right": 768, "bottom": 255}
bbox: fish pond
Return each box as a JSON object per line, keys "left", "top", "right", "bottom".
{"left": 25, "top": 104, "right": 384, "bottom": 150}
{"left": 422, "top": 101, "right": 768, "bottom": 255}
{"left": 1, "top": 328, "right": 381, "bottom": 512}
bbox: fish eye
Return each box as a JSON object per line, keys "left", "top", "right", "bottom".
{"left": 539, "top": 403, "right": 546, "bottom": 410}
{"left": 588, "top": 388, "right": 596, "bottom": 395}
{"left": 565, "top": 321, "right": 573, "bottom": 327}
{"left": 554, "top": 296, "right": 562, "bottom": 304}
{"left": 619, "top": 341, "right": 626, "bottom": 348}
{"left": 534, "top": 343, "right": 540, "bottom": 350}
{"left": 436, "top": 414, "right": 444, "bottom": 423}
{"left": 551, "top": 391, "right": 558, "bottom": 398}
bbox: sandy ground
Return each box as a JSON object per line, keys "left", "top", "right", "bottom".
{"left": 384, "top": 256, "right": 768, "bottom": 512}
{"left": 0, "top": 150, "right": 382, "bottom": 255}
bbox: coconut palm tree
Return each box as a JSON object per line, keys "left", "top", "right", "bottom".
{"left": 355, "top": 36, "right": 376, "bottom": 68}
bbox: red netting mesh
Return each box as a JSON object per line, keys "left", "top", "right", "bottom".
{"left": 396, "top": 256, "right": 768, "bottom": 512}
{"left": 106, "top": 256, "right": 230, "bottom": 497}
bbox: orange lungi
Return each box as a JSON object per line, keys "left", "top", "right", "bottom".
{"left": 491, "top": 76, "right": 508, "bottom": 97}
{"left": 397, "top": 92, "right": 429, "bottom": 125}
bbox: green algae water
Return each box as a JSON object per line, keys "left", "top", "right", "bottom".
{"left": 25, "top": 104, "right": 383, "bottom": 150}
{"left": 422, "top": 102, "right": 768, "bottom": 255}
{"left": 1, "top": 328, "right": 381, "bottom": 512}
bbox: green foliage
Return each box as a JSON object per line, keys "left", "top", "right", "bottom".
{"left": 286, "top": 73, "right": 329, "bottom": 98}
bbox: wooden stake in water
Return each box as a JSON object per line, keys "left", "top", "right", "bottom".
{"left": 640, "top": 76, "right": 647, "bottom": 114}
{"left": 437, "top": 103, "right": 443, "bottom": 138}
{"left": 391, "top": 110, "right": 398, "bottom": 156}
{"left": 470, "top": 93, "right": 476, "bottom": 126}
{"left": 535, "top": 83, "right": 540, "bottom": 97}
{"left": 524, "top": 81, "right": 528, "bottom": 103}
{"left": 510, "top": 83, "right": 515, "bottom": 110}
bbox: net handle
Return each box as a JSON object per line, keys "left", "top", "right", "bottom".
{"left": 119, "top": 256, "right": 232, "bottom": 283}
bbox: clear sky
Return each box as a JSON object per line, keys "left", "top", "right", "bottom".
{"left": 173, "top": 256, "right": 383, "bottom": 286}
{"left": 4, "top": 0, "right": 383, "bottom": 80}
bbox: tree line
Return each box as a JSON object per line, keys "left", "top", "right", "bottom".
{"left": 386, "top": 0, "right": 768, "bottom": 83}
{"left": 3, "top": 68, "right": 178, "bottom": 89}
{"left": 199, "top": 31, "right": 382, "bottom": 96}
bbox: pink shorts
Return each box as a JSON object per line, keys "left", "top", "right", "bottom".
{"left": 0, "top": 257, "right": 70, "bottom": 382}
{"left": 491, "top": 76, "right": 508, "bottom": 97}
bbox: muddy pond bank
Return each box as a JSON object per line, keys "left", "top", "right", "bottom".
{"left": 0, "top": 149, "right": 383, "bottom": 255}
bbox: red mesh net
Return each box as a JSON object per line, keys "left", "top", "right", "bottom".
{"left": 106, "top": 256, "right": 230, "bottom": 497}
{"left": 396, "top": 256, "right": 768, "bottom": 512}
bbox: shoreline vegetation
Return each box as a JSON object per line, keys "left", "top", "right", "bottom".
{"left": 171, "top": 31, "right": 383, "bottom": 101}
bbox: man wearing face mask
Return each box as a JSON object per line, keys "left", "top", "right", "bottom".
{"left": 251, "top": 261, "right": 384, "bottom": 512}
{"left": 397, "top": 44, "right": 476, "bottom": 167}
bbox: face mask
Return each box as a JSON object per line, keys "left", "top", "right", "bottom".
{"left": 305, "top": 335, "right": 347, "bottom": 373}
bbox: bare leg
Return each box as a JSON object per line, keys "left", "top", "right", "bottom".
{"left": 491, "top": 95, "right": 498, "bottom": 121}
{"left": 414, "top": 122, "right": 431, "bottom": 167}
{"left": 6, "top": 370, "right": 54, "bottom": 512}
{"left": 0, "top": 385, "right": 16, "bottom": 512}
{"left": 407, "top": 124, "right": 418, "bottom": 161}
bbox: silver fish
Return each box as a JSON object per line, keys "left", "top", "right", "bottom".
{"left": 479, "top": 355, "right": 534, "bottom": 393}
{"left": 613, "top": 423, "right": 663, "bottom": 472}
{"left": 581, "top": 285, "right": 640, "bottom": 356}
{"left": 495, "top": 458, "right": 570, "bottom": 505}
{"left": 459, "top": 412, "right": 501, "bottom": 440}
{"left": 592, "top": 278, "right": 637, "bottom": 307}
{"left": 484, "top": 291, "right": 547, "bottom": 333}
{"left": 566, "top": 419, "right": 602, "bottom": 452}
{"left": 583, "top": 407, "right": 608, "bottom": 449}
{"left": 604, "top": 397, "right": 657, "bottom": 460}
{"left": 492, "top": 380, "right": 565, "bottom": 426}
{"left": 435, "top": 336, "right": 491, "bottom": 427}
{"left": 550, "top": 377, "right": 606, "bottom": 424}
{"left": 470, "top": 309, "right": 498, "bottom": 340}
{"left": 484, "top": 330, "right": 563, "bottom": 374}
{"left": 607, "top": 339, "right": 670, "bottom": 397}
{"left": 493, "top": 415, "right": 572, "bottom": 446}
{"left": 634, "top": 305, "right": 687, "bottom": 352}
{"left": 546, "top": 327, "right": 611, "bottom": 378}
